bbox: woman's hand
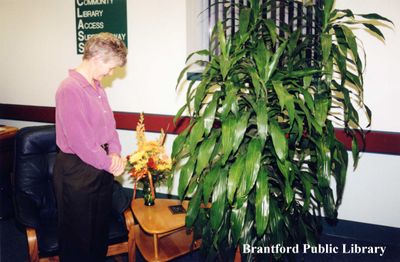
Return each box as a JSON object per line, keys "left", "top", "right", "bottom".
{"left": 109, "top": 153, "right": 126, "bottom": 176}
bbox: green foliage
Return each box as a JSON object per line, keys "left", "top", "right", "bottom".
{"left": 173, "top": 0, "right": 392, "bottom": 261}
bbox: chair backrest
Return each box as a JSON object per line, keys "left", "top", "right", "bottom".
{"left": 14, "top": 125, "right": 58, "bottom": 213}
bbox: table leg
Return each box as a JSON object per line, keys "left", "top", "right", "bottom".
{"left": 153, "top": 233, "right": 159, "bottom": 259}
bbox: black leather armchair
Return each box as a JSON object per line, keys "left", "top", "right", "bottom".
{"left": 12, "top": 125, "right": 135, "bottom": 262}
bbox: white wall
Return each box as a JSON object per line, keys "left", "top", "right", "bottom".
{"left": 1, "top": 0, "right": 399, "bottom": 228}
{"left": 339, "top": 153, "right": 400, "bottom": 228}
{"left": 0, "top": 0, "right": 187, "bottom": 114}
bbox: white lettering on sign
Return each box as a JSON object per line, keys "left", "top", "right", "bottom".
{"left": 77, "top": 19, "right": 104, "bottom": 30}
{"left": 78, "top": 42, "right": 85, "bottom": 53}
{"left": 76, "top": 0, "right": 114, "bottom": 6}
{"left": 113, "top": 33, "right": 127, "bottom": 40}
{"left": 78, "top": 31, "right": 126, "bottom": 42}
{"left": 77, "top": 8, "right": 104, "bottom": 18}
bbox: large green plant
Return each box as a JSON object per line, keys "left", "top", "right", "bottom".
{"left": 172, "top": 0, "right": 392, "bottom": 261}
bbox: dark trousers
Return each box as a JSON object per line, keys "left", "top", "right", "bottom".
{"left": 53, "top": 152, "right": 113, "bottom": 262}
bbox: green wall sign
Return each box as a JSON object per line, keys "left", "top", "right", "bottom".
{"left": 75, "top": 0, "right": 128, "bottom": 54}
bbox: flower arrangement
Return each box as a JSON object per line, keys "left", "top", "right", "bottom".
{"left": 126, "top": 113, "right": 172, "bottom": 203}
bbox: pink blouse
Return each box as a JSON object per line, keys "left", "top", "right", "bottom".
{"left": 55, "top": 69, "right": 121, "bottom": 172}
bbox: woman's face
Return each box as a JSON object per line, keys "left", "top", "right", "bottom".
{"left": 92, "top": 56, "right": 120, "bottom": 81}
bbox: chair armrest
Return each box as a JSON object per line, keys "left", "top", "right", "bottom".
{"left": 26, "top": 227, "right": 40, "bottom": 262}
{"left": 123, "top": 208, "right": 136, "bottom": 262}
{"left": 123, "top": 208, "right": 135, "bottom": 231}
{"left": 14, "top": 193, "right": 40, "bottom": 228}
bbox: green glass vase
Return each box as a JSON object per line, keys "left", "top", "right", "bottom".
{"left": 142, "top": 180, "right": 155, "bottom": 206}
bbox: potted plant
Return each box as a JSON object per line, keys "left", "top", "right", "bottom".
{"left": 172, "top": 0, "right": 392, "bottom": 260}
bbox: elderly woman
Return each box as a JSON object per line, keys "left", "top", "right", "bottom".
{"left": 53, "top": 32, "right": 127, "bottom": 262}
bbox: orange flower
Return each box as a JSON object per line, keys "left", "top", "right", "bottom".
{"left": 129, "top": 167, "right": 136, "bottom": 175}
{"left": 147, "top": 157, "right": 157, "bottom": 170}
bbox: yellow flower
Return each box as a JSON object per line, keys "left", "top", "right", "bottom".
{"left": 129, "top": 151, "right": 144, "bottom": 164}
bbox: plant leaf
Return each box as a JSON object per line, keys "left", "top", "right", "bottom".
{"left": 324, "top": 0, "right": 334, "bottom": 28}
{"left": 255, "top": 167, "right": 269, "bottom": 236}
{"left": 239, "top": 8, "right": 251, "bottom": 36}
{"left": 272, "top": 81, "right": 295, "bottom": 124}
{"left": 340, "top": 25, "right": 360, "bottom": 67}
{"left": 352, "top": 135, "right": 360, "bottom": 169}
{"left": 299, "top": 173, "right": 312, "bottom": 212}
{"left": 221, "top": 114, "right": 236, "bottom": 164}
{"left": 284, "top": 180, "right": 294, "bottom": 206}
{"left": 266, "top": 40, "right": 288, "bottom": 81}
{"left": 185, "top": 49, "right": 210, "bottom": 63}
{"left": 220, "top": 56, "right": 231, "bottom": 81}
{"left": 249, "top": 68, "right": 262, "bottom": 98}
{"left": 321, "top": 33, "right": 332, "bottom": 64}
{"left": 244, "top": 138, "right": 263, "bottom": 196}
{"left": 194, "top": 81, "right": 207, "bottom": 113}
{"left": 333, "top": 141, "right": 348, "bottom": 206}
{"left": 277, "top": 159, "right": 290, "bottom": 179}
{"left": 196, "top": 134, "right": 217, "bottom": 174}
{"left": 186, "top": 183, "right": 203, "bottom": 227}
{"left": 357, "top": 13, "right": 394, "bottom": 24}
{"left": 227, "top": 155, "right": 246, "bottom": 204}
{"left": 316, "top": 138, "right": 331, "bottom": 188}
{"left": 217, "top": 21, "right": 227, "bottom": 58}
{"left": 203, "top": 164, "right": 221, "bottom": 203}
{"left": 265, "top": 19, "right": 277, "bottom": 46}
{"left": 210, "top": 170, "right": 227, "bottom": 231}
{"left": 236, "top": 138, "right": 263, "bottom": 207}
{"left": 178, "top": 155, "right": 196, "bottom": 200}
{"left": 270, "top": 120, "right": 288, "bottom": 161}
{"left": 188, "top": 119, "right": 205, "bottom": 154}
{"left": 363, "top": 23, "right": 385, "bottom": 40}
{"left": 315, "top": 96, "right": 330, "bottom": 127}
{"left": 255, "top": 40, "right": 269, "bottom": 81}
{"left": 176, "top": 60, "right": 207, "bottom": 89}
{"left": 174, "top": 104, "right": 188, "bottom": 125}
{"left": 232, "top": 111, "right": 250, "bottom": 153}
{"left": 220, "top": 84, "right": 237, "bottom": 120}
{"left": 231, "top": 200, "right": 247, "bottom": 244}
{"left": 203, "top": 92, "right": 220, "bottom": 136}
{"left": 171, "top": 128, "right": 189, "bottom": 158}
{"left": 303, "top": 75, "right": 312, "bottom": 89}
{"left": 255, "top": 100, "right": 269, "bottom": 145}
{"left": 300, "top": 87, "right": 315, "bottom": 113}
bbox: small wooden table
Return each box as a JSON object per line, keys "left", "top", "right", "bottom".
{"left": 131, "top": 198, "right": 200, "bottom": 261}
